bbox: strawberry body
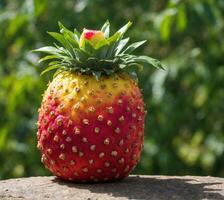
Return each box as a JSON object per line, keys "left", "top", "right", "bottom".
{"left": 37, "top": 71, "right": 145, "bottom": 182}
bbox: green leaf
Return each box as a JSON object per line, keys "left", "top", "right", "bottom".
{"left": 47, "top": 32, "right": 68, "bottom": 48}
{"left": 115, "top": 38, "right": 130, "bottom": 55}
{"left": 101, "top": 20, "right": 110, "bottom": 38}
{"left": 40, "top": 65, "right": 60, "bottom": 76}
{"left": 33, "top": 46, "right": 61, "bottom": 55}
{"left": 122, "top": 40, "right": 146, "bottom": 54}
{"left": 92, "top": 71, "right": 102, "bottom": 80}
{"left": 38, "top": 55, "right": 59, "bottom": 63}
{"left": 134, "top": 55, "right": 166, "bottom": 70}
{"left": 117, "top": 21, "right": 132, "bottom": 38}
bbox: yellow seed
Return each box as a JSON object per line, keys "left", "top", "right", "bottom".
{"left": 82, "top": 119, "right": 89, "bottom": 125}
{"left": 53, "top": 135, "right": 59, "bottom": 142}
{"left": 107, "top": 107, "right": 114, "bottom": 114}
{"left": 79, "top": 152, "right": 84, "bottom": 157}
{"left": 111, "top": 151, "right": 118, "bottom": 157}
{"left": 74, "top": 127, "right": 80, "bottom": 135}
{"left": 72, "top": 146, "right": 78, "bottom": 153}
{"left": 82, "top": 137, "right": 88, "bottom": 143}
{"left": 115, "top": 128, "right": 120, "bottom": 134}
{"left": 66, "top": 137, "right": 71, "bottom": 142}
{"left": 104, "top": 138, "right": 110, "bottom": 145}
{"left": 47, "top": 148, "right": 52, "bottom": 154}
{"left": 118, "top": 116, "right": 125, "bottom": 122}
{"left": 89, "top": 159, "right": 94, "bottom": 164}
{"left": 105, "top": 162, "right": 110, "bottom": 167}
{"left": 97, "top": 115, "right": 103, "bottom": 121}
{"left": 88, "top": 106, "right": 95, "bottom": 113}
{"left": 118, "top": 158, "right": 125, "bottom": 164}
{"left": 99, "top": 152, "right": 105, "bottom": 158}
{"left": 94, "top": 127, "right": 100, "bottom": 133}
{"left": 90, "top": 145, "right": 96, "bottom": 151}
{"left": 119, "top": 139, "right": 124, "bottom": 146}
{"left": 107, "top": 120, "right": 112, "bottom": 126}
{"left": 70, "top": 160, "right": 75, "bottom": 165}
{"left": 59, "top": 153, "right": 65, "bottom": 160}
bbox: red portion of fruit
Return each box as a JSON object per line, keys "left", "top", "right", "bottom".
{"left": 84, "top": 30, "right": 97, "bottom": 40}
{"left": 37, "top": 91, "right": 145, "bottom": 182}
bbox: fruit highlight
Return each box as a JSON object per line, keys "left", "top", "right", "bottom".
{"left": 34, "top": 21, "right": 164, "bottom": 182}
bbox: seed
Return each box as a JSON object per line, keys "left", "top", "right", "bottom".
{"left": 41, "top": 154, "right": 47, "bottom": 163}
{"left": 97, "top": 169, "right": 102, "bottom": 173}
{"left": 59, "top": 153, "right": 65, "bottom": 160}
{"left": 70, "top": 160, "right": 75, "bottom": 165}
{"left": 47, "top": 127, "right": 52, "bottom": 133}
{"left": 80, "top": 97, "right": 86, "bottom": 102}
{"left": 107, "top": 107, "right": 114, "bottom": 114}
{"left": 126, "top": 107, "right": 130, "bottom": 112}
{"left": 119, "top": 139, "right": 124, "bottom": 146}
{"left": 132, "top": 113, "right": 137, "bottom": 118}
{"left": 62, "top": 130, "right": 67, "bottom": 135}
{"left": 118, "top": 116, "right": 125, "bottom": 122}
{"left": 137, "top": 116, "right": 142, "bottom": 121}
{"left": 66, "top": 137, "right": 72, "bottom": 142}
{"left": 97, "top": 115, "right": 103, "bottom": 121}
{"left": 50, "top": 111, "right": 55, "bottom": 117}
{"left": 118, "top": 158, "right": 125, "bottom": 164}
{"left": 63, "top": 167, "right": 68, "bottom": 172}
{"left": 124, "top": 165, "right": 130, "bottom": 172}
{"left": 94, "top": 127, "right": 100, "bottom": 133}
{"left": 74, "top": 127, "right": 80, "bottom": 135}
{"left": 82, "top": 119, "right": 89, "bottom": 125}
{"left": 68, "top": 97, "right": 74, "bottom": 102}
{"left": 107, "top": 92, "right": 112, "bottom": 97}
{"left": 111, "top": 168, "right": 117, "bottom": 173}
{"left": 82, "top": 137, "right": 88, "bottom": 143}
{"left": 79, "top": 152, "right": 84, "bottom": 157}
{"left": 89, "top": 159, "right": 94, "bottom": 164}
{"left": 74, "top": 172, "right": 79, "bottom": 176}
{"left": 75, "top": 87, "right": 80, "bottom": 92}
{"left": 115, "top": 128, "right": 120, "bottom": 134}
{"left": 47, "top": 148, "right": 52, "bottom": 154}
{"left": 111, "top": 151, "right": 118, "bottom": 157}
{"left": 104, "top": 162, "right": 110, "bottom": 167}
{"left": 100, "top": 84, "right": 106, "bottom": 89}
{"left": 53, "top": 135, "right": 59, "bottom": 142}
{"left": 90, "top": 145, "right": 96, "bottom": 151}
{"left": 43, "top": 119, "right": 48, "bottom": 125}
{"left": 57, "top": 119, "right": 63, "bottom": 126}
{"left": 125, "top": 148, "right": 130, "bottom": 153}
{"left": 88, "top": 106, "right": 95, "bottom": 113}
{"left": 107, "top": 120, "right": 112, "bottom": 126}
{"left": 73, "top": 103, "right": 80, "bottom": 110}
{"left": 104, "top": 138, "right": 110, "bottom": 145}
{"left": 118, "top": 99, "right": 123, "bottom": 105}
{"left": 60, "top": 144, "right": 65, "bottom": 149}
{"left": 99, "top": 152, "right": 105, "bottom": 158}
{"left": 72, "top": 146, "right": 78, "bottom": 153}
{"left": 82, "top": 167, "right": 88, "bottom": 173}
{"left": 50, "top": 160, "right": 55, "bottom": 165}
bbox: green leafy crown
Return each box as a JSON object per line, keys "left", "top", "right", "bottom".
{"left": 34, "top": 21, "right": 165, "bottom": 80}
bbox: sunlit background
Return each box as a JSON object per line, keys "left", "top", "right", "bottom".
{"left": 0, "top": 0, "right": 224, "bottom": 180}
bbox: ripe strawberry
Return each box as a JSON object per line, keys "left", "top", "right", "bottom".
{"left": 35, "top": 21, "right": 164, "bottom": 182}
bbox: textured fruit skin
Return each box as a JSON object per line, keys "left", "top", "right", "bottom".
{"left": 37, "top": 71, "right": 145, "bottom": 182}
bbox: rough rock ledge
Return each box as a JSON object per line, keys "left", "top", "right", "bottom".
{"left": 0, "top": 175, "right": 224, "bottom": 200}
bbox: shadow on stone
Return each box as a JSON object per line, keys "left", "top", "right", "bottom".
{"left": 52, "top": 175, "right": 224, "bottom": 200}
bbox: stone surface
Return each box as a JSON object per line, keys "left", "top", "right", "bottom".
{"left": 0, "top": 175, "right": 224, "bottom": 200}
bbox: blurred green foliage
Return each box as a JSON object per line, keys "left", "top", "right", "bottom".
{"left": 0, "top": 0, "right": 224, "bottom": 179}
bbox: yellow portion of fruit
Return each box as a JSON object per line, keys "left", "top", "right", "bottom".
{"left": 44, "top": 71, "right": 138, "bottom": 119}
